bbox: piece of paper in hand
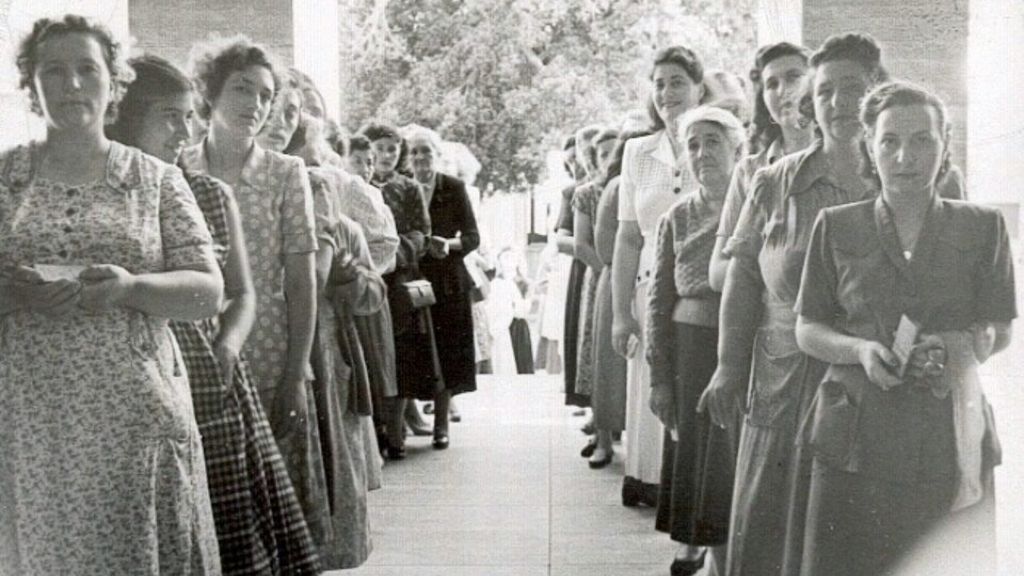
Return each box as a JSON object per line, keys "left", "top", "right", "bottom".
{"left": 892, "top": 314, "right": 919, "bottom": 377}
{"left": 625, "top": 333, "right": 640, "bottom": 359}
{"left": 34, "top": 264, "right": 86, "bottom": 282}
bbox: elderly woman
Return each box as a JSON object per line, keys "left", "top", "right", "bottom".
{"left": 359, "top": 121, "right": 439, "bottom": 459}
{"left": 108, "top": 54, "right": 321, "bottom": 575}
{"left": 612, "top": 45, "right": 703, "bottom": 508}
{"left": 572, "top": 126, "right": 620, "bottom": 467}
{"left": 794, "top": 81, "right": 1014, "bottom": 576}
{"left": 180, "top": 35, "right": 336, "bottom": 556}
{"left": 0, "top": 16, "right": 223, "bottom": 574}
{"left": 698, "top": 34, "right": 888, "bottom": 576}
{"left": 258, "top": 73, "right": 384, "bottom": 568}
{"left": 648, "top": 106, "right": 745, "bottom": 576}
{"left": 709, "top": 42, "right": 814, "bottom": 291}
{"left": 407, "top": 128, "right": 481, "bottom": 448}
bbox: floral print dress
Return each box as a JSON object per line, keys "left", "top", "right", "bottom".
{"left": 0, "top": 142, "right": 221, "bottom": 575}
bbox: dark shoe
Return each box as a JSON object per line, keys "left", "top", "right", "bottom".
{"left": 423, "top": 402, "right": 435, "bottom": 415}
{"left": 588, "top": 448, "right": 613, "bottom": 469}
{"left": 670, "top": 551, "right": 706, "bottom": 576}
{"left": 580, "top": 438, "right": 597, "bottom": 458}
{"left": 449, "top": 407, "right": 462, "bottom": 423}
{"left": 432, "top": 432, "right": 449, "bottom": 450}
{"left": 622, "top": 478, "right": 642, "bottom": 507}
{"left": 580, "top": 420, "right": 596, "bottom": 435}
{"left": 386, "top": 445, "right": 407, "bottom": 460}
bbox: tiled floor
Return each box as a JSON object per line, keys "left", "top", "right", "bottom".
{"left": 337, "top": 355, "right": 1024, "bottom": 576}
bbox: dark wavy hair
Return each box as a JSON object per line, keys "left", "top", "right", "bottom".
{"left": 188, "top": 35, "right": 281, "bottom": 121}
{"left": 358, "top": 121, "right": 406, "bottom": 174}
{"left": 17, "top": 14, "right": 135, "bottom": 123}
{"left": 748, "top": 42, "right": 809, "bottom": 153}
{"left": 797, "top": 33, "right": 889, "bottom": 130}
{"left": 858, "top": 81, "right": 951, "bottom": 190}
{"left": 647, "top": 45, "right": 705, "bottom": 132}
{"left": 600, "top": 129, "right": 653, "bottom": 189}
{"left": 107, "top": 55, "right": 193, "bottom": 146}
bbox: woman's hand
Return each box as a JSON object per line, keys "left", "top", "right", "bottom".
{"left": 78, "top": 265, "right": 135, "bottom": 313}
{"left": 3, "top": 266, "right": 81, "bottom": 316}
{"left": 905, "top": 333, "right": 947, "bottom": 380}
{"left": 611, "top": 316, "right": 641, "bottom": 357}
{"left": 427, "top": 236, "right": 450, "bottom": 259}
{"left": 697, "top": 376, "right": 745, "bottom": 429}
{"left": 271, "top": 376, "right": 310, "bottom": 433}
{"left": 213, "top": 339, "right": 241, "bottom": 387}
{"left": 855, "top": 340, "right": 902, "bottom": 391}
{"left": 649, "top": 384, "right": 675, "bottom": 430}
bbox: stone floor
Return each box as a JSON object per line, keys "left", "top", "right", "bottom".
{"left": 335, "top": 351, "right": 1024, "bottom": 575}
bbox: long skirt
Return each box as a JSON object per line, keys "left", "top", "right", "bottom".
{"left": 574, "top": 265, "right": 599, "bottom": 396}
{"left": 654, "top": 323, "right": 738, "bottom": 546}
{"left": 173, "top": 320, "right": 320, "bottom": 575}
{"left": 430, "top": 292, "right": 477, "bottom": 396}
{"left": 623, "top": 281, "right": 663, "bottom": 485}
{"left": 510, "top": 318, "right": 535, "bottom": 374}
{"left": 563, "top": 258, "right": 589, "bottom": 407}
{"left": 590, "top": 266, "right": 626, "bottom": 432}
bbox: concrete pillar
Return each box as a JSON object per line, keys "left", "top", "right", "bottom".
{"left": 758, "top": 0, "right": 970, "bottom": 170}
{"left": 129, "top": 0, "right": 340, "bottom": 121}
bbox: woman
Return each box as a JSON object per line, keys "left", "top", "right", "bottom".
{"left": 709, "top": 42, "right": 814, "bottom": 291}
{"left": 258, "top": 75, "right": 381, "bottom": 567}
{"left": 181, "top": 35, "right": 332, "bottom": 554}
{"left": 648, "top": 106, "right": 745, "bottom": 576}
{"left": 359, "top": 121, "right": 439, "bottom": 458}
{"left": 794, "top": 81, "right": 1013, "bottom": 576}
{"left": 0, "top": 15, "right": 223, "bottom": 574}
{"left": 698, "top": 33, "right": 888, "bottom": 576}
{"left": 572, "top": 126, "right": 620, "bottom": 468}
{"left": 563, "top": 125, "right": 602, "bottom": 411}
{"left": 611, "top": 45, "right": 703, "bottom": 508}
{"left": 109, "top": 54, "right": 321, "bottom": 576}
{"left": 408, "top": 128, "right": 481, "bottom": 448}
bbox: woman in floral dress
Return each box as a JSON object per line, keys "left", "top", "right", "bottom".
{"left": 109, "top": 54, "right": 321, "bottom": 575}
{"left": 0, "top": 15, "right": 222, "bottom": 574}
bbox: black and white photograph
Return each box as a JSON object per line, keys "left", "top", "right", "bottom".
{"left": 0, "top": 0, "right": 1022, "bottom": 574}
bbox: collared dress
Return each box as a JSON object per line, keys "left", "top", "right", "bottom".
{"left": 172, "top": 169, "right": 321, "bottom": 575}
{"left": 617, "top": 129, "right": 696, "bottom": 489}
{"left": 180, "top": 142, "right": 337, "bottom": 560}
{"left": 648, "top": 188, "right": 736, "bottom": 548}
{"left": 794, "top": 197, "right": 1015, "bottom": 576}
{"left": 0, "top": 142, "right": 220, "bottom": 575}
{"left": 717, "top": 139, "right": 785, "bottom": 244}
{"left": 711, "top": 140, "right": 874, "bottom": 576}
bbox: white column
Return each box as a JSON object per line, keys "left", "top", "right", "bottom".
{"left": 292, "top": 0, "right": 340, "bottom": 122}
{"left": 756, "top": 0, "right": 803, "bottom": 45}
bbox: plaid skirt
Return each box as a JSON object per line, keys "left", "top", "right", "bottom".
{"left": 171, "top": 319, "right": 321, "bottom": 576}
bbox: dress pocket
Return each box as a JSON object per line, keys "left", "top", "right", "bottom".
{"left": 801, "top": 378, "right": 860, "bottom": 469}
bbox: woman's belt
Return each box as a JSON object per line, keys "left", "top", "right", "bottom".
{"left": 672, "top": 297, "right": 720, "bottom": 327}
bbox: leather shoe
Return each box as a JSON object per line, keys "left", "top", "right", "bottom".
{"left": 670, "top": 551, "right": 706, "bottom": 576}
{"left": 580, "top": 438, "right": 597, "bottom": 458}
{"left": 432, "top": 432, "right": 449, "bottom": 450}
{"left": 386, "top": 445, "right": 406, "bottom": 461}
{"left": 588, "top": 448, "right": 612, "bottom": 469}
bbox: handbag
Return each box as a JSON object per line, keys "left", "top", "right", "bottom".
{"left": 398, "top": 278, "right": 436, "bottom": 309}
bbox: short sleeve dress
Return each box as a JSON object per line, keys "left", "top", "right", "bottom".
{"left": 794, "top": 197, "right": 1015, "bottom": 576}
{"left": 0, "top": 142, "right": 220, "bottom": 575}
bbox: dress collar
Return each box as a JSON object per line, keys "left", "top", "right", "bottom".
{"left": 873, "top": 194, "right": 943, "bottom": 273}
{"left": 650, "top": 130, "right": 677, "bottom": 169}
{"left": 4, "top": 140, "right": 137, "bottom": 193}
{"left": 182, "top": 139, "right": 266, "bottom": 187}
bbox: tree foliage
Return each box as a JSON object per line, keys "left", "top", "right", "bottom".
{"left": 338, "top": 0, "right": 756, "bottom": 193}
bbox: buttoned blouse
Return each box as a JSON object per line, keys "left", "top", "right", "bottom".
{"left": 618, "top": 130, "right": 695, "bottom": 276}
{"left": 795, "top": 197, "right": 1015, "bottom": 481}
{"left": 717, "top": 139, "right": 784, "bottom": 247}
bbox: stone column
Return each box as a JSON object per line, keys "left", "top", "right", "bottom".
{"left": 129, "top": 0, "right": 339, "bottom": 120}
{"left": 758, "top": 0, "right": 970, "bottom": 169}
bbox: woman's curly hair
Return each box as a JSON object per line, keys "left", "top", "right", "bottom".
{"left": 188, "top": 34, "right": 281, "bottom": 121}
{"left": 16, "top": 14, "right": 135, "bottom": 124}
{"left": 747, "top": 42, "right": 809, "bottom": 153}
{"left": 797, "top": 33, "right": 889, "bottom": 129}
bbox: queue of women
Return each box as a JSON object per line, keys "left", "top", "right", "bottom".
{"left": 555, "top": 31, "right": 1012, "bottom": 576}
{"left": 0, "top": 14, "right": 482, "bottom": 575}
{"left": 0, "top": 11, "right": 1015, "bottom": 576}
